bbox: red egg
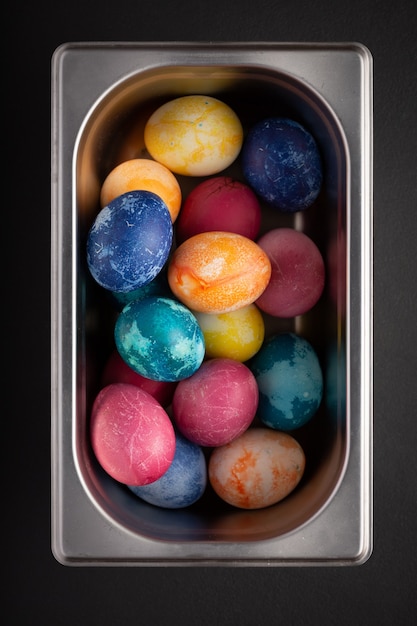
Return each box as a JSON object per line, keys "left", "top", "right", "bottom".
{"left": 90, "top": 383, "right": 175, "bottom": 486}
{"left": 101, "top": 349, "right": 177, "bottom": 407}
{"left": 256, "top": 227, "right": 325, "bottom": 317}
{"left": 172, "top": 358, "right": 258, "bottom": 446}
{"left": 168, "top": 231, "right": 271, "bottom": 313}
{"left": 176, "top": 176, "right": 261, "bottom": 244}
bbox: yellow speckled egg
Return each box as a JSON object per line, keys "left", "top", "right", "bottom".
{"left": 208, "top": 428, "right": 306, "bottom": 509}
{"left": 100, "top": 159, "right": 182, "bottom": 222}
{"left": 167, "top": 231, "right": 272, "bottom": 314}
{"left": 144, "top": 95, "right": 243, "bottom": 176}
{"left": 193, "top": 304, "right": 265, "bottom": 362}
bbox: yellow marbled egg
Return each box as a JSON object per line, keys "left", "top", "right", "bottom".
{"left": 193, "top": 304, "right": 265, "bottom": 362}
{"left": 144, "top": 95, "right": 243, "bottom": 176}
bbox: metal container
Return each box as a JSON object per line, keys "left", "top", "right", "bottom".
{"left": 51, "top": 42, "right": 373, "bottom": 565}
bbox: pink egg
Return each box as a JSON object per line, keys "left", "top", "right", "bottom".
{"left": 172, "top": 358, "right": 258, "bottom": 446}
{"left": 101, "top": 349, "right": 177, "bottom": 407}
{"left": 90, "top": 383, "right": 175, "bottom": 486}
{"left": 175, "top": 176, "right": 261, "bottom": 244}
{"left": 255, "top": 227, "right": 325, "bottom": 317}
{"left": 208, "top": 428, "right": 306, "bottom": 509}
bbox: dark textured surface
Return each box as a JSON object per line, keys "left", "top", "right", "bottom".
{"left": 5, "top": 1, "right": 417, "bottom": 623}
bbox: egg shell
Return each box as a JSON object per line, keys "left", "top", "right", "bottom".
{"left": 172, "top": 358, "right": 258, "bottom": 447}
{"left": 86, "top": 190, "right": 173, "bottom": 293}
{"left": 175, "top": 176, "right": 261, "bottom": 244}
{"left": 249, "top": 332, "right": 323, "bottom": 431}
{"left": 90, "top": 383, "right": 176, "bottom": 486}
{"left": 100, "top": 159, "right": 182, "bottom": 223}
{"left": 144, "top": 95, "right": 243, "bottom": 176}
{"left": 128, "top": 431, "right": 207, "bottom": 509}
{"left": 101, "top": 349, "right": 177, "bottom": 407}
{"left": 255, "top": 228, "right": 325, "bottom": 317}
{"left": 114, "top": 296, "right": 205, "bottom": 382}
{"left": 208, "top": 427, "right": 306, "bottom": 509}
{"left": 167, "top": 231, "right": 272, "bottom": 314}
{"left": 241, "top": 117, "right": 323, "bottom": 212}
{"left": 193, "top": 304, "right": 265, "bottom": 362}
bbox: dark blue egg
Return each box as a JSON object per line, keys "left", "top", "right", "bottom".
{"left": 241, "top": 118, "right": 323, "bottom": 212}
{"left": 114, "top": 296, "right": 205, "bottom": 382}
{"left": 128, "top": 431, "right": 207, "bottom": 509}
{"left": 249, "top": 332, "right": 323, "bottom": 430}
{"left": 109, "top": 271, "right": 171, "bottom": 311}
{"left": 86, "top": 190, "right": 173, "bottom": 293}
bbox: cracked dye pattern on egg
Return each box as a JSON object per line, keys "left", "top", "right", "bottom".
{"left": 242, "top": 117, "right": 323, "bottom": 212}
{"left": 172, "top": 358, "right": 258, "bottom": 447}
{"left": 86, "top": 190, "right": 173, "bottom": 293}
{"left": 128, "top": 431, "right": 207, "bottom": 509}
{"left": 90, "top": 383, "right": 175, "bottom": 486}
{"left": 114, "top": 296, "right": 205, "bottom": 382}
{"left": 249, "top": 332, "right": 323, "bottom": 431}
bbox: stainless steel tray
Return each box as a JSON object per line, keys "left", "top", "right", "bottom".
{"left": 51, "top": 42, "right": 373, "bottom": 565}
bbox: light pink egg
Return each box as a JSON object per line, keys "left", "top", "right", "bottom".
{"left": 255, "top": 227, "right": 325, "bottom": 317}
{"left": 90, "top": 383, "right": 175, "bottom": 486}
{"left": 172, "top": 358, "right": 258, "bottom": 446}
{"left": 208, "top": 428, "right": 305, "bottom": 509}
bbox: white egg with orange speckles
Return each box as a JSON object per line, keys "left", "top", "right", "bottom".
{"left": 208, "top": 428, "right": 305, "bottom": 509}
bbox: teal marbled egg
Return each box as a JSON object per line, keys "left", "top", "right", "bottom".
{"left": 249, "top": 332, "right": 323, "bottom": 431}
{"left": 114, "top": 296, "right": 205, "bottom": 382}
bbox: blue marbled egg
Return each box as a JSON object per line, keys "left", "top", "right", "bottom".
{"left": 241, "top": 118, "right": 323, "bottom": 212}
{"left": 249, "top": 332, "right": 323, "bottom": 430}
{"left": 128, "top": 431, "right": 207, "bottom": 509}
{"left": 114, "top": 296, "right": 205, "bottom": 382}
{"left": 86, "top": 190, "right": 173, "bottom": 293}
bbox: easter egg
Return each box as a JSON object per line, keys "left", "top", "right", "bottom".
{"left": 144, "top": 95, "right": 243, "bottom": 176}
{"left": 193, "top": 304, "right": 265, "bottom": 362}
{"left": 241, "top": 117, "right": 323, "bottom": 211}
{"left": 128, "top": 431, "right": 207, "bottom": 509}
{"left": 255, "top": 228, "right": 325, "bottom": 317}
{"left": 114, "top": 296, "right": 205, "bottom": 382}
{"left": 175, "top": 176, "right": 261, "bottom": 244}
{"left": 90, "top": 383, "right": 175, "bottom": 486}
{"left": 167, "top": 231, "right": 272, "bottom": 314}
{"left": 101, "top": 349, "right": 177, "bottom": 407}
{"left": 86, "top": 190, "right": 173, "bottom": 293}
{"left": 100, "top": 158, "right": 182, "bottom": 222}
{"left": 208, "top": 428, "right": 306, "bottom": 509}
{"left": 172, "top": 358, "right": 258, "bottom": 447}
{"left": 249, "top": 333, "right": 323, "bottom": 431}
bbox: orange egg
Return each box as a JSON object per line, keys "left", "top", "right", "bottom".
{"left": 100, "top": 158, "right": 182, "bottom": 222}
{"left": 167, "top": 231, "right": 271, "bottom": 313}
{"left": 208, "top": 428, "right": 306, "bottom": 509}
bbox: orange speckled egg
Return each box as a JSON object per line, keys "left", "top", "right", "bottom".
{"left": 208, "top": 428, "right": 305, "bottom": 509}
{"left": 144, "top": 95, "right": 243, "bottom": 176}
{"left": 167, "top": 231, "right": 272, "bottom": 314}
{"left": 100, "top": 159, "right": 182, "bottom": 222}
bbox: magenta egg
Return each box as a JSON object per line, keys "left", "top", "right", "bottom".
{"left": 256, "top": 227, "right": 325, "bottom": 317}
{"left": 172, "top": 358, "right": 258, "bottom": 446}
{"left": 90, "top": 383, "right": 175, "bottom": 486}
{"left": 176, "top": 176, "right": 262, "bottom": 244}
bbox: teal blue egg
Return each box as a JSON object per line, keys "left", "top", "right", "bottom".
{"left": 114, "top": 296, "right": 205, "bottom": 382}
{"left": 249, "top": 332, "right": 323, "bottom": 430}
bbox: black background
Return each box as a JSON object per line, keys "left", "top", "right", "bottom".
{"left": 6, "top": 1, "right": 417, "bottom": 624}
